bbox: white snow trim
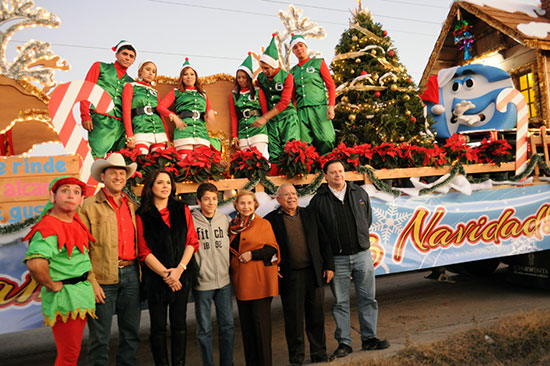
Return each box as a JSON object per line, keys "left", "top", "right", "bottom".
{"left": 458, "top": 0, "right": 544, "bottom": 18}
{"left": 517, "top": 21, "right": 550, "bottom": 38}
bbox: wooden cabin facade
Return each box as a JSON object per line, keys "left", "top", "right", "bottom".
{"left": 421, "top": 0, "right": 550, "bottom": 129}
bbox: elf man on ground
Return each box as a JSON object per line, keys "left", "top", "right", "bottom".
{"left": 80, "top": 40, "right": 136, "bottom": 158}
{"left": 290, "top": 34, "right": 336, "bottom": 155}
{"left": 254, "top": 33, "right": 300, "bottom": 174}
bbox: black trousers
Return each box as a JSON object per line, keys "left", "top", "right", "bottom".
{"left": 280, "top": 268, "right": 327, "bottom": 363}
{"left": 148, "top": 284, "right": 191, "bottom": 365}
{"left": 236, "top": 297, "right": 273, "bottom": 366}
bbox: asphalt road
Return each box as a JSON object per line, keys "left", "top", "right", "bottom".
{"left": 1, "top": 267, "right": 548, "bottom": 365}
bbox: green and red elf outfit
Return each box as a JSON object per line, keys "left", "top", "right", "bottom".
{"left": 230, "top": 53, "right": 269, "bottom": 157}
{"left": 122, "top": 79, "right": 169, "bottom": 155}
{"left": 23, "top": 176, "right": 96, "bottom": 366}
{"left": 157, "top": 87, "right": 212, "bottom": 151}
{"left": 80, "top": 41, "right": 135, "bottom": 158}
{"left": 157, "top": 60, "right": 213, "bottom": 153}
{"left": 257, "top": 34, "right": 300, "bottom": 163}
{"left": 290, "top": 34, "right": 336, "bottom": 155}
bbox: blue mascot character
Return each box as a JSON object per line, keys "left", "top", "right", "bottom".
{"left": 420, "top": 64, "right": 521, "bottom": 138}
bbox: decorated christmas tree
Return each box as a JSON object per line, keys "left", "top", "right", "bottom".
{"left": 331, "top": 4, "right": 431, "bottom": 146}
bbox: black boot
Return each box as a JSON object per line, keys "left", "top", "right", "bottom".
{"left": 171, "top": 330, "right": 187, "bottom": 366}
{"left": 150, "top": 333, "right": 169, "bottom": 366}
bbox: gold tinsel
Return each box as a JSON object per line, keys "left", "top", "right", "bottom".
{"left": 350, "top": 23, "right": 388, "bottom": 45}
{"left": 208, "top": 129, "right": 231, "bottom": 163}
{"left": 15, "top": 79, "right": 50, "bottom": 104}
{"left": 17, "top": 109, "right": 51, "bottom": 121}
{"left": 157, "top": 73, "right": 236, "bottom": 86}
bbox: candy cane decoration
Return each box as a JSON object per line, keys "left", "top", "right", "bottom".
{"left": 48, "top": 80, "right": 114, "bottom": 186}
{"left": 496, "top": 88, "right": 528, "bottom": 176}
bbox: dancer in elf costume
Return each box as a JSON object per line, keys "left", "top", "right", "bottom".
{"left": 80, "top": 40, "right": 136, "bottom": 158}
{"left": 254, "top": 34, "right": 300, "bottom": 171}
{"left": 157, "top": 58, "right": 217, "bottom": 155}
{"left": 23, "top": 176, "right": 96, "bottom": 366}
{"left": 229, "top": 52, "right": 269, "bottom": 158}
{"left": 122, "top": 60, "right": 169, "bottom": 155}
{"left": 290, "top": 34, "right": 336, "bottom": 155}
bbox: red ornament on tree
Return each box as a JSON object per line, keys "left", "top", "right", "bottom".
{"left": 383, "top": 30, "right": 388, "bottom": 37}
{"left": 374, "top": 91, "right": 381, "bottom": 98}
{"left": 410, "top": 116, "right": 417, "bottom": 123}
{"left": 408, "top": 78, "right": 413, "bottom": 84}
{"left": 388, "top": 50, "right": 395, "bottom": 57}
{"left": 360, "top": 71, "right": 367, "bottom": 76}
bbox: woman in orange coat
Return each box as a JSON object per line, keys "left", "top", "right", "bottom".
{"left": 229, "top": 190, "right": 280, "bottom": 366}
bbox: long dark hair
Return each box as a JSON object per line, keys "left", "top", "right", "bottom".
{"left": 138, "top": 168, "right": 177, "bottom": 215}
{"left": 177, "top": 66, "right": 205, "bottom": 95}
{"left": 234, "top": 70, "right": 256, "bottom": 99}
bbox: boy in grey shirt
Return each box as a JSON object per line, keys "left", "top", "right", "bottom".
{"left": 192, "top": 183, "right": 235, "bottom": 366}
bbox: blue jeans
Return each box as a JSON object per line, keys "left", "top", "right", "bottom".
{"left": 330, "top": 250, "right": 378, "bottom": 346}
{"left": 193, "top": 284, "right": 235, "bottom": 366}
{"left": 87, "top": 264, "right": 141, "bottom": 366}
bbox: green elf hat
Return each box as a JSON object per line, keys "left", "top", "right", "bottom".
{"left": 290, "top": 33, "right": 308, "bottom": 49}
{"left": 260, "top": 33, "right": 279, "bottom": 69}
{"left": 181, "top": 57, "right": 193, "bottom": 70}
{"left": 112, "top": 40, "right": 135, "bottom": 53}
{"left": 237, "top": 52, "right": 254, "bottom": 79}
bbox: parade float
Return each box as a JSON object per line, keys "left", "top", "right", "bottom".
{"left": 0, "top": 0, "right": 549, "bottom": 334}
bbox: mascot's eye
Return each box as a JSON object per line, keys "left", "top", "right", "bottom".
{"left": 465, "top": 78, "right": 474, "bottom": 88}
{"left": 452, "top": 82, "right": 460, "bottom": 92}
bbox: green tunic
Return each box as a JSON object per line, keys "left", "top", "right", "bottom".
{"left": 257, "top": 70, "right": 300, "bottom": 162}
{"left": 89, "top": 62, "right": 133, "bottom": 158}
{"left": 233, "top": 88, "right": 268, "bottom": 139}
{"left": 24, "top": 220, "right": 96, "bottom": 327}
{"left": 291, "top": 58, "right": 335, "bottom": 155}
{"left": 129, "top": 82, "right": 166, "bottom": 135}
{"left": 173, "top": 89, "right": 210, "bottom": 143}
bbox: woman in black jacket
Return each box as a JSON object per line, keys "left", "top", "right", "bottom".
{"left": 136, "top": 169, "right": 199, "bottom": 366}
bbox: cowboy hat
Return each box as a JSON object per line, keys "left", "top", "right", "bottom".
{"left": 91, "top": 153, "right": 137, "bottom": 182}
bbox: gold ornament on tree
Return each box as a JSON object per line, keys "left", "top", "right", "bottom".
{"left": 341, "top": 95, "right": 349, "bottom": 103}
{"left": 352, "top": 35, "right": 358, "bottom": 42}
{"left": 405, "top": 110, "right": 411, "bottom": 116}
{"left": 348, "top": 114, "right": 356, "bottom": 122}
{"left": 355, "top": 58, "right": 361, "bottom": 63}
{"left": 390, "top": 84, "right": 398, "bottom": 91}
{"left": 403, "top": 94, "right": 410, "bottom": 101}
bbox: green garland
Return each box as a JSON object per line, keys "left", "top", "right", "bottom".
{"left": 357, "top": 166, "right": 401, "bottom": 197}
{"left": 419, "top": 164, "right": 466, "bottom": 195}
{"left": 218, "top": 177, "right": 261, "bottom": 206}
{"left": 0, "top": 215, "right": 39, "bottom": 236}
{"left": 296, "top": 174, "right": 325, "bottom": 197}
{"left": 123, "top": 185, "right": 141, "bottom": 204}
{"left": 259, "top": 176, "right": 278, "bottom": 195}
{"left": 466, "top": 154, "right": 540, "bottom": 184}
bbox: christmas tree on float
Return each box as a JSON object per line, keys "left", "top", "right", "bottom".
{"left": 331, "top": 3, "right": 431, "bottom": 146}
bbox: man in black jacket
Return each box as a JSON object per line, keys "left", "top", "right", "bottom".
{"left": 265, "top": 183, "right": 334, "bottom": 366}
{"left": 308, "top": 159, "right": 389, "bottom": 359}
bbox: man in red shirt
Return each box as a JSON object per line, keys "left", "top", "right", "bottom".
{"left": 79, "top": 153, "right": 140, "bottom": 366}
